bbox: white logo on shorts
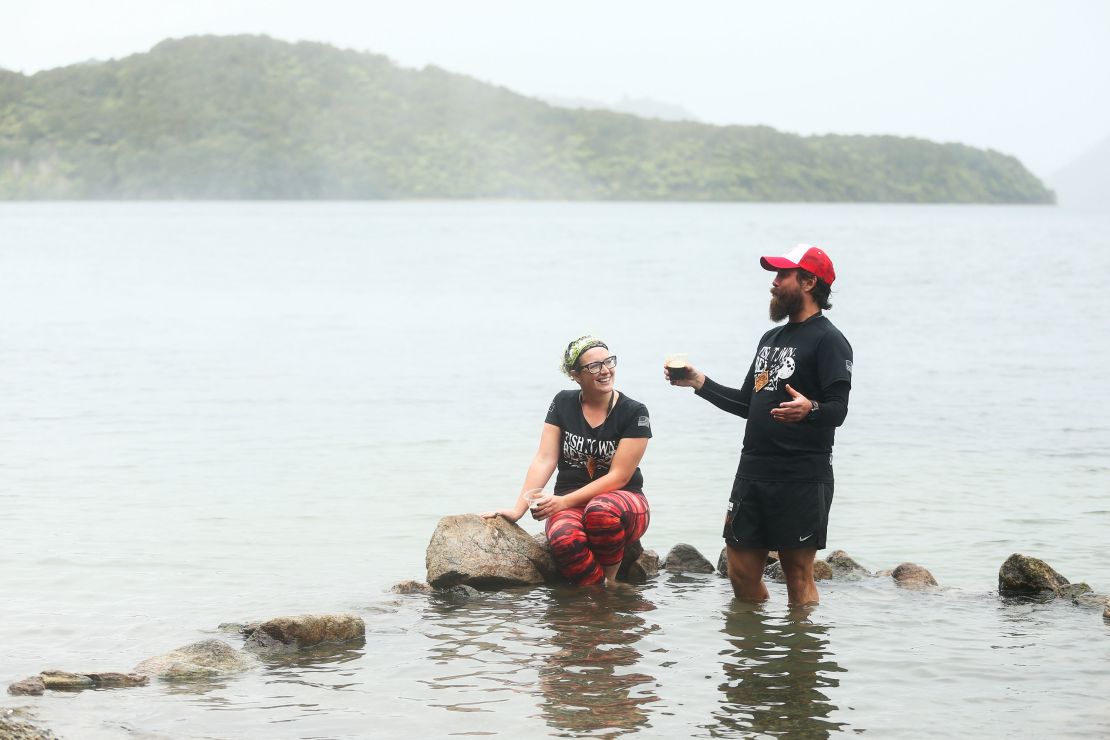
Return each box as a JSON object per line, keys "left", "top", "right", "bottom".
{"left": 799, "top": 533, "right": 813, "bottom": 542}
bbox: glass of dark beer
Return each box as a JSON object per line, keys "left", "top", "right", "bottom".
{"left": 665, "top": 353, "right": 689, "bottom": 381}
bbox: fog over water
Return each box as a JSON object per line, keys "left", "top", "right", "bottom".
{"left": 2, "top": 202, "right": 1108, "bottom": 738}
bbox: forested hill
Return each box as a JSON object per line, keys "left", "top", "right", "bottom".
{"left": 0, "top": 35, "right": 1054, "bottom": 202}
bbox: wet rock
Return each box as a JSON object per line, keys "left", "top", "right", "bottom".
{"left": 39, "top": 671, "right": 94, "bottom": 690}
{"left": 134, "top": 639, "right": 256, "bottom": 680}
{"left": 391, "top": 580, "right": 434, "bottom": 594}
{"left": 0, "top": 708, "right": 57, "bottom": 739}
{"left": 1059, "top": 583, "right": 1092, "bottom": 600}
{"left": 825, "top": 550, "right": 870, "bottom": 579}
{"left": 891, "top": 562, "right": 938, "bottom": 589}
{"left": 998, "top": 553, "right": 1070, "bottom": 597}
{"left": 217, "top": 621, "right": 260, "bottom": 635}
{"left": 764, "top": 559, "right": 833, "bottom": 583}
{"left": 85, "top": 672, "right": 148, "bottom": 688}
{"left": 426, "top": 514, "right": 557, "bottom": 589}
{"left": 875, "top": 568, "right": 892, "bottom": 577}
{"left": 243, "top": 614, "right": 365, "bottom": 654}
{"left": 1072, "top": 592, "right": 1110, "bottom": 609}
{"left": 620, "top": 547, "right": 660, "bottom": 584}
{"left": 7, "top": 676, "right": 45, "bottom": 696}
{"left": 662, "top": 543, "right": 715, "bottom": 574}
{"left": 1104, "top": 605, "right": 1110, "bottom": 622}
{"left": 439, "top": 584, "right": 481, "bottom": 599}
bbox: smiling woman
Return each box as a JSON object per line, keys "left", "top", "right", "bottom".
{"left": 481, "top": 335, "right": 652, "bottom": 588}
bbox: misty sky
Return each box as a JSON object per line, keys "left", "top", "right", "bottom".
{"left": 4, "top": 0, "right": 1108, "bottom": 177}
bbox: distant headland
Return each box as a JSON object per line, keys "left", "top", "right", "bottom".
{"left": 0, "top": 35, "right": 1054, "bottom": 203}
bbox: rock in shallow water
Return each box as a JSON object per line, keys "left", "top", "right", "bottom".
{"left": 998, "top": 553, "right": 1069, "bottom": 597}
{"left": 619, "top": 546, "right": 660, "bottom": 584}
{"left": 826, "top": 550, "right": 870, "bottom": 578}
{"left": 391, "top": 580, "right": 433, "bottom": 594}
{"left": 764, "top": 559, "right": 833, "bottom": 583}
{"left": 426, "top": 514, "right": 557, "bottom": 589}
{"left": 0, "top": 708, "right": 57, "bottom": 739}
{"left": 892, "top": 562, "right": 938, "bottom": 589}
{"left": 39, "top": 671, "right": 93, "bottom": 690}
{"left": 243, "top": 614, "right": 365, "bottom": 653}
{"left": 7, "top": 676, "right": 45, "bottom": 696}
{"left": 662, "top": 543, "right": 715, "bottom": 574}
{"left": 134, "top": 639, "right": 256, "bottom": 680}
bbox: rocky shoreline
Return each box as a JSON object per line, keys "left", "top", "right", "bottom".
{"left": 6, "top": 514, "right": 1108, "bottom": 738}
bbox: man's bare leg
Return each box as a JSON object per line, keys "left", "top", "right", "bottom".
{"left": 725, "top": 544, "right": 770, "bottom": 602}
{"left": 779, "top": 548, "right": 819, "bottom": 606}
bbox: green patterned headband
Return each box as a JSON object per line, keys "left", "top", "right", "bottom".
{"left": 562, "top": 335, "right": 608, "bottom": 376}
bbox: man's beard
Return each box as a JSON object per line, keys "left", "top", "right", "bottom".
{"left": 769, "top": 287, "right": 803, "bottom": 322}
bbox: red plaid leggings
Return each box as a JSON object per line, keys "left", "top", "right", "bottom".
{"left": 544, "top": 490, "right": 650, "bottom": 586}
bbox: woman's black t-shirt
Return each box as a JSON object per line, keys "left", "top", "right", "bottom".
{"left": 544, "top": 390, "right": 651, "bottom": 495}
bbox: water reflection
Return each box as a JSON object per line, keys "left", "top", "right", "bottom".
{"left": 420, "top": 586, "right": 660, "bottom": 735}
{"left": 706, "top": 603, "right": 846, "bottom": 738}
{"left": 536, "top": 587, "right": 660, "bottom": 737}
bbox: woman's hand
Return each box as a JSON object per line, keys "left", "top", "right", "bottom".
{"left": 480, "top": 509, "right": 522, "bottom": 522}
{"left": 530, "top": 494, "right": 568, "bottom": 521}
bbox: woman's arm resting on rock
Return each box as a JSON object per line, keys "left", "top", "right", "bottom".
{"left": 481, "top": 423, "right": 560, "bottom": 521}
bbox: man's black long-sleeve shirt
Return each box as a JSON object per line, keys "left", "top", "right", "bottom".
{"left": 695, "top": 313, "right": 852, "bottom": 482}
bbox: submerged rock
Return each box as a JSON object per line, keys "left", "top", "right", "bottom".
{"left": 0, "top": 708, "right": 57, "bottom": 740}
{"left": 39, "top": 671, "right": 93, "bottom": 690}
{"left": 1058, "top": 583, "right": 1092, "bottom": 600}
{"left": 998, "top": 553, "right": 1069, "bottom": 597}
{"left": 764, "top": 559, "right": 833, "bottom": 583}
{"left": 426, "top": 514, "right": 557, "bottom": 589}
{"left": 826, "top": 550, "right": 870, "bottom": 579}
{"left": 85, "top": 672, "right": 148, "bottom": 688}
{"left": 891, "top": 563, "right": 938, "bottom": 589}
{"left": 662, "top": 543, "right": 715, "bottom": 574}
{"left": 242, "top": 614, "right": 365, "bottom": 654}
{"left": 1104, "top": 605, "right": 1110, "bottom": 622}
{"left": 439, "top": 584, "right": 481, "bottom": 599}
{"left": 391, "top": 580, "right": 434, "bottom": 594}
{"left": 134, "top": 639, "right": 256, "bottom": 680}
{"left": 7, "top": 676, "right": 45, "bottom": 696}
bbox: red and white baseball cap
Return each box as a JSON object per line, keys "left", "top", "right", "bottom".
{"left": 760, "top": 244, "right": 836, "bottom": 285}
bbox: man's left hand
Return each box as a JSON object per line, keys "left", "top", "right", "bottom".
{"left": 770, "top": 384, "right": 812, "bottom": 423}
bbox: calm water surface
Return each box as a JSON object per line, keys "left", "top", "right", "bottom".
{"left": 1, "top": 202, "right": 1109, "bottom": 738}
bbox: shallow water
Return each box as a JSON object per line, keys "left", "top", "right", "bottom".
{"left": 2, "top": 202, "right": 1109, "bottom": 737}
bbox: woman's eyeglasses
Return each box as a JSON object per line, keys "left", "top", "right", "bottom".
{"left": 578, "top": 356, "right": 618, "bottom": 374}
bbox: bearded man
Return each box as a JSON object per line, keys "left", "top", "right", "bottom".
{"left": 666, "top": 244, "right": 853, "bottom": 606}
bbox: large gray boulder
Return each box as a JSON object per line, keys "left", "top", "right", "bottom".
{"left": 662, "top": 543, "right": 715, "bottom": 574}
{"left": 242, "top": 614, "right": 364, "bottom": 654}
{"left": 826, "top": 550, "right": 870, "bottom": 579}
{"left": 426, "top": 514, "right": 557, "bottom": 589}
{"left": 891, "top": 562, "right": 938, "bottom": 589}
{"left": 998, "top": 553, "right": 1070, "bottom": 597}
{"left": 134, "top": 639, "right": 256, "bottom": 680}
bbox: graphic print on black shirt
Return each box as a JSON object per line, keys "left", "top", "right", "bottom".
{"left": 544, "top": 390, "right": 651, "bottom": 495}
{"left": 754, "top": 345, "right": 796, "bottom": 392}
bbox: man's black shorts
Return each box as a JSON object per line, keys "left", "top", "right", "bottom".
{"left": 723, "top": 478, "right": 834, "bottom": 551}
